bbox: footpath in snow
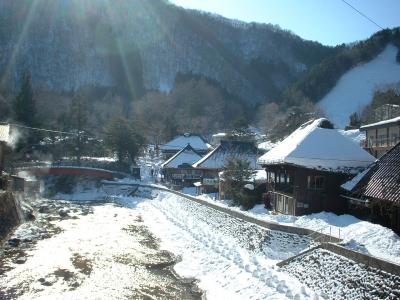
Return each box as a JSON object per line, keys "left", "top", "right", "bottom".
{"left": 127, "top": 191, "right": 317, "bottom": 300}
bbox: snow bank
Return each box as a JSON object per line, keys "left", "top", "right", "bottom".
{"left": 193, "top": 194, "right": 400, "bottom": 265}
{"left": 257, "top": 140, "right": 277, "bottom": 152}
{"left": 318, "top": 44, "right": 400, "bottom": 128}
{"left": 138, "top": 191, "right": 316, "bottom": 299}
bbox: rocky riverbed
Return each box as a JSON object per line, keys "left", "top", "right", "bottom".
{"left": 0, "top": 196, "right": 203, "bottom": 299}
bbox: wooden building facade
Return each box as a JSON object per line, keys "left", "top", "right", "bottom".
{"left": 264, "top": 164, "right": 350, "bottom": 215}
{"left": 192, "top": 140, "right": 260, "bottom": 194}
{"left": 342, "top": 142, "right": 400, "bottom": 233}
{"left": 360, "top": 116, "right": 400, "bottom": 158}
{"left": 258, "top": 118, "right": 376, "bottom": 216}
{"left": 161, "top": 144, "right": 203, "bottom": 188}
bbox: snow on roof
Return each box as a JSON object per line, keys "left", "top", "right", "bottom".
{"left": 161, "top": 133, "right": 210, "bottom": 151}
{"left": 257, "top": 118, "right": 376, "bottom": 173}
{"left": 193, "top": 140, "right": 260, "bottom": 169}
{"left": 360, "top": 115, "right": 400, "bottom": 130}
{"left": 161, "top": 144, "right": 203, "bottom": 168}
{"left": 0, "top": 124, "right": 10, "bottom": 143}
{"left": 341, "top": 166, "right": 372, "bottom": 191}
{"left": 338, "top": 129, "right": 365, "bottom": 145}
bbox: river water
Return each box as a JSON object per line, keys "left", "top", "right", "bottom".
{"left": 1, "top": 186, "right": 316, "bottom": 299}
{"left": 0, "top": 197, "right": 203, "bottom": 299}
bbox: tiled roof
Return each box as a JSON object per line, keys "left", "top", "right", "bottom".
{"left": 193, "top": 140, "right": 260, "bottom": 169}
{"left": 160, "top": 133, "right": 210, "bottom": 152}
{"left": 345, "top": 142, "right": 400, "bottom": 205}
{"left": 161, "top": 144, "right": 203, "bottom": 168}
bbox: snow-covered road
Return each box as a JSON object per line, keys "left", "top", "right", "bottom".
{"left": 124, "top": 190, "right": 318, "bottom": 300}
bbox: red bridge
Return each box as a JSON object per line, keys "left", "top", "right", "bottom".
{"left": 23, "top": 166, "right": 115, "bottom": 180}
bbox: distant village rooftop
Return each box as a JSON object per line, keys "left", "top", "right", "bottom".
{"left": 160, "top": 133, "right": 211, "bottom": 152}
{"left": 161, "top": 144, "right": 203, "bottom": 168}
{"left": 193, "top": 140, "right": 259, "bottom": 169}
{"left": 258, "top": 118, "right": 376, "bottom": 173}
{"left": 360, "top": 115, "right": 400, "bottom": 130}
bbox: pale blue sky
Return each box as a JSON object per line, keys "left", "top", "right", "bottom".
{"left": 170, "top": 0, "right": 400, "bottom": 46}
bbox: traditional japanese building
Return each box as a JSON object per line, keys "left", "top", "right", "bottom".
{"left": 341, "top": 142, "right": 400, "bottom": 233}
{"left": 360, "top": 115, "right": 400, "bottom": 158}
{"left": 160, "top": 133, "right": 211, "bottom": 159}
{"left": 192, "top": 140, "right": 260, "bottom": 194}
{"left": 161, "top": 144, "right": 203, "bottom": 188}
{"left": 258, "top": 118, "right": 376, "bottom": 216}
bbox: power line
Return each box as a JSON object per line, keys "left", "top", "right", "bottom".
{"left": 340, "top": 0, "right": 384, "bottom": 30}
{"left": 1, "top": 122, "right": 79, "bottom": 136}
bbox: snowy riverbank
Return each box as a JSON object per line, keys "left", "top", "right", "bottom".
{"left": 194, "top": 193, "right": 400, "bottom": 265}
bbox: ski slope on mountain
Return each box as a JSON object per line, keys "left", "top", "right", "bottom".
{"left": 318, "top": 44, "right": 400, "bottom": 128}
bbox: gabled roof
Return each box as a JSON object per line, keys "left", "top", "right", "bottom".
{"left": 258, "top": 118, "right": 376, "bottom": 173}
{"left": 360, "top": 116, "right": 400, "bottom": 130}
{"left": 193, "top": 140, "right": 260, "bottom": 169}
{"left": 160, "top": 133, "right": 210, "bottom": 152}
{"left": 0, "top": 124, "right": 10, "bottom": 143}
{"left": 342, "top": 142, "right": 400, "bottom": 205}
{"left": 161, "top": 144, "right": 203, "bottom": 168}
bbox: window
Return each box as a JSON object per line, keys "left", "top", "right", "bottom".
{"left": 314, "top": 176, "right": 325, "bottom": 190}
{"left": 378, "top": 134, "right": 386, "bottom": 146}
{"left": 391, "top": 133, "right": 399, "bottom": 146}
{"left": 307, "top": 175, "right": 325, "bottom": 190}
{"left": 369, "top": 136, "right": 375, "bottom": 147}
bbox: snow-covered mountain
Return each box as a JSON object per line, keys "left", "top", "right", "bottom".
{"left": 318, "top": 44, "right": 400, "bottom": 128}
{"left": 0, "top": 0, "right": 333, "bottom": 103}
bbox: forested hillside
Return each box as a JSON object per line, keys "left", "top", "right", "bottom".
{"left": 0, "top": 0, "right": 399, "bottom": 141}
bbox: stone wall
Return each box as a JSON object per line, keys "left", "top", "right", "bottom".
{"left": 0, "top": 191, "right": 22, "bottom": 241}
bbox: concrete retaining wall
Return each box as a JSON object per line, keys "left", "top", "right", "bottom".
{"left": 106, "top": 182, "right": 400, "bottom": 276}
{"left": 276, "top": 243, "right": 400, "bottom": 276}
{"left": 321, "top": 243, "right": 400, "bottom": 276}
{"left": 110, "top": 182, "right": 341, "bottom": 243}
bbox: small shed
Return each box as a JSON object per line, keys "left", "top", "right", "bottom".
{"left": 258, "top": 118, "right": 376, "bottom": 216}
{"left": 161, "top": 144, "right": 203, "bottom": 187}
{"left": 341, "top": 142, "right": 400, "bottom": 233}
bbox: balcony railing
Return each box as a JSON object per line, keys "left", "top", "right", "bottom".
{"left": 269, "top": 190, "right": 296, "bottom": 215}
{"left": 171, "top": 174, "right": 202, "bottom": 180}
{"left": 363, "top": 136, "right": 400, "bottom": 148}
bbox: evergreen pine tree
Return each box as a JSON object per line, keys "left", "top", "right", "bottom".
{"left": 104, "top": 116, "right": 145, "bottom": 164}
{"left": 14, "top": 73, "right": 36, "bottom": 126}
